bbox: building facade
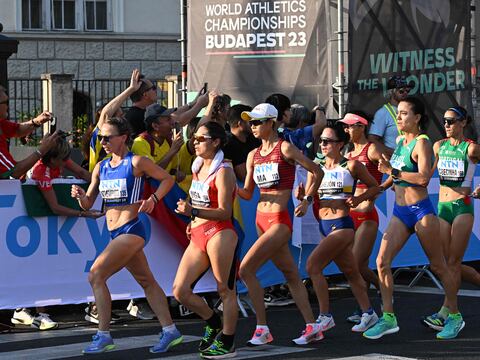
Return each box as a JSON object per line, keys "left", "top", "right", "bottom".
{"left": 1, "top": 0, "right": 181, "bottom": 81}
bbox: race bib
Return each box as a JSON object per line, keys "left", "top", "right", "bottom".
{"left": 390, "top": 153, "right": 405, "bottom": 170}
{"left": 438, "top": 158, "right": 465, "bottom": 181}
{"left": 318, "top": 171, "right": 344, "bottom": 196}
{"left": 99, "top": 178, "right": 128, "bottom": 201}
{"left": 189, "top": 180, "right": 211, "bottom": 207}
{"left": 254, "top": 163, "right": 280, "bottom": 188}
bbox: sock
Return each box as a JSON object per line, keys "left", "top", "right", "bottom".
{"left": 364, "top": 307, "right": 374, "bottom": 315}
{"left": 97, "top": 330, "right": 111, "bottom": 337}
{"left": 438, "top": 306, "right": 450, "bottom": 319}
{"left": 382, "top": 312, "right": 396, "bottom": 323}
{"left": 255, "top": 325, "right": 269, "bottom": 331}
{"left": 448, "top": 312, "right": 462, "bottom": 319}
{"left": 206, "top": 311, "right": 222, "bottom": 329}
{"left": 218, "top": 332, "right": 234, "bottom": 348}
{"left": 162, "top": 324, "right": 177, "bottom": 334}
{"left": 320, "top": 313, "right": 332, "bottom": 317}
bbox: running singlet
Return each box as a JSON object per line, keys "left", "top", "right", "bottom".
{"left": 189, "top": 162, "right": 234, "bottom": 208}
{"left": 99, "top": 152, "right": 145, "bottom": 207}
{"left": 390, "top": 134, "right": 429, "bottom": 187}
{"left": 316, "top": 156, "right": 356, "bottom": 200}
{"left": 346, "top": 143, "right": 382, "bottom": 188}
{"left": 252, "top": 140, "right": 295, "bottom": 192}
{"left": 437, "top": 138, "right": 475, "bottom": 188}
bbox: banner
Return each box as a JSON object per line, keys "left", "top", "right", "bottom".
{"left": 348, "top": 0, "right": 472, "bottom": 140}
{"left": 188, "top": 0, "right": 332, "bottom": 107}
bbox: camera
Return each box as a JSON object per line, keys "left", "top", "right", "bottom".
{"left": 49, "top": 116, "right": 57, "bottom": 133}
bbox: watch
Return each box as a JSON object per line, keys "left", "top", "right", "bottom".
{"left": 391, "top": 168, "right": 401, "bottom": 179}
{"left": 191, "top": 207, "right": 199, "bottom": 220}
{"left": 303, "top": 195, "right": 313, "bottom": 204}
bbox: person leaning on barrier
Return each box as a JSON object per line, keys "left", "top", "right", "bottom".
{"left": 368, "top": 75, "right": 412, "bottom": 157}
{"left": 0, "top": 85, "right": 59, "bottom": 179}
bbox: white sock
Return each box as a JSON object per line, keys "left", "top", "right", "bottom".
{"left": 162, "top": 324, "right": 177, "bottom": 334}
{"left": 97, "top": 330, "right": 110, "bottom": 337}
{"left": 256, "top": 325, "right": 269, "bottom": 331}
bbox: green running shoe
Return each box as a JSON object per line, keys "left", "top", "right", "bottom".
{"left": 436, "top": 314, "right": 465, "bottom": 339}
{"left": 198, "top": 325, "right": 221, "bottom": 352}
{"left": 201, "top": 339, "right": 237, "bottom": 359}
{"left": 421, "top": 312, "right": 445, "bottom": 331}
{"left": 363, "top": 315, "right": 399, "bottom": 339}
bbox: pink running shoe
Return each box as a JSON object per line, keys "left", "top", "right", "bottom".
{"left": 246, "top": 327, "right": 274, "bottom": 347}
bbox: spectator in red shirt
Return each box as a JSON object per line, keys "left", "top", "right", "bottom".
{"left": 0, "top": 85, "right": 58, "bottom": 179}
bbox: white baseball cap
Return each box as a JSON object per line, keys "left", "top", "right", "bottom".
{"left": 241, "top": 103, "right": 278, "bottom": 121}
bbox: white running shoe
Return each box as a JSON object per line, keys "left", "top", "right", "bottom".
{"left": 292, "top": 324, "right": 324, "bottom": 345}
{"left": 246, "top": 327, "right": 273, "bottom": 347}
{"left": 352, "top": 311, "right": 379, "bottom": 332}
{"left": 31, "top": 313, "right": 58, "bottom": 331}
{"left": 11, "top": 308, "right": 34, "bottom": 326}
{"left": 316, "top": 314, "right": 335, "bottom": 331}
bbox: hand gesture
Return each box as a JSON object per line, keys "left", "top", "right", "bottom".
{"left": 84, "top": 210, "right": 105, "bottom": 219}
{"left": 378, "top": 153, "right": 393, "bottom": 175}
{"left": 208, "top": 90, "right": 219, "bottom": 105}
{"left": 171, "top": 131, "right": 184, "bottom": 153}
{"left": 196, "top": 92, "right": 210, "bottom": 108}
{"left": 71, "top": 184, "right": 86, "bottom": 199}
{"left": 33, "top": 111, "right": 53, "bottom": 126}
{"left": 38, "top": 131, "right": 61, "bottom": 155}
{"left": 345, "top": 196, "right": 359, "bottom": 208}
{"left": 472, "top": 186, "right": 480, "bottom": 199}
{"left": 294, "top": 201, "right": 308, "bottom": 217}
{"left": 129, "top": 68, "right": 142, "bottom": 92}
{"left": 138, "top": 196, "right": 156, "bottom": 213}
{"left": 294, "top": 182, "right": 306, "bottom": 201}
{"left": 175, "top": 198, "right": 192, "bottom": 216}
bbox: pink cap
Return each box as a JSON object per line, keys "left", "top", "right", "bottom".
{"left": 338, "top": 113, "right": 368, "bottom": 125}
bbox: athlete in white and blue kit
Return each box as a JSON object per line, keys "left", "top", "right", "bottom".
{"left": 72, "top": 117, "right": 182, "bottom": 354}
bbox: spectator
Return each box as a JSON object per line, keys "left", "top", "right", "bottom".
{"left": 368, "top": 75, "right": 412, "bottom": 156}
{"left": 0, "top": 85, "right": 58, "bottom": 179}
{"left": 200, "top": 90, "right": 231, "bottom": 130}
{"left": 125, "top": 75, "right": 158, "bottom": 138}
{"left": 174, "top": 117, "right": 200, "bottom": 188}
{"left": 223, "top": 104, "right": 260, "bottom": 182}
{"left": 265, "top": 94, "right": 326, "bottom": 155}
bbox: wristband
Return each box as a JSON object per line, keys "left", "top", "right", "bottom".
{"left": 391, "top": 168, "right": 400, "bottom": 179}
{"left": 302, "top": 195, "right": 313, "bottom": 204}
{"left": 191, "top": 207, "right": 199, "bottom": 220}
{"left": 151, "top": 193, "right": 159, "bottom": 204}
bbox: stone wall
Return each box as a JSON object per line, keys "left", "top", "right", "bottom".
{"left": 8, "top": 38, "right": 181, "bottom": 80}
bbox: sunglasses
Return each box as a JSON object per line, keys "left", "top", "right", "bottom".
{"left": 98, "top": 134, "right": 121, "bottom": 143}
{"left": 320, "top": 137, "right": 341, "bottom": 146}
{"left": 193, "top": 134, "right": 212, "bottom": 142}
{"left": 443, "top": 117, "right": 461, "bottom": 126}
{"left": 249, "top": 118, "right": 273, "bottom": 127}
{"left": 397, "top": 88, "right": 410, "bottom": 95}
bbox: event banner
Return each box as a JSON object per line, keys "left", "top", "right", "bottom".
{"left": 348, "top": 0, "right": 472, "bottom": 140}
{"left": 188, "top": 0, "right": 331, "bottom": 107}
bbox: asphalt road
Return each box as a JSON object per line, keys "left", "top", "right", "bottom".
{"left": 1, "top": 281, "right": 479, "bottom": 360}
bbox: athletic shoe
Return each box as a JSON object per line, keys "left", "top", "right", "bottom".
{"left": 84, "top": 304, "right": 121, "bottom": 324}
{"left": 264, "top": 291, "right": 295, "bottom": 307}
{"left": 436, "top": 314, "right": 465, "bottom": 340}
{"left": 346, "top": 309, "right": 362, "bottom": 324}
{"left": 201, "top": 339, "right": 237, "bottom": 359}
{"left": 316, "top": 314, "right": 335, "bottom": 331}
{"left": 82, "top": 333, "right": 115, "bottom": 354}
{"left": 421, "top": 312, "right": 445, "bottom": 331}
{"left": 351, "top": 311, "right": 379, "bottom": 332}
{"left": 246, "top": 328, "right": 274, "bottom": 347}
{"left": 127, "top": 299, "right": 155, "bottom": 320}
{"left": 292, "top": 324, "right": 324, "bottom": 345}
{"left": 363, "top": 315, "right": 399, "bottom": 339}
{"left": 31, "top": 313, "right": 58, "bottom": 330}
{"left": 11, "top": 308, "right": 34, "bottom": 326}
{"left": 149, "top": 329, "right": 183, "bottom": 353}
{"left": 199, "top": 325, "right": 221, "bottom": 352}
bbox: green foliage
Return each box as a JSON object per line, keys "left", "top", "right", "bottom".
{"left": 72, "top": 114, "right": 89, "bottom": 148}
